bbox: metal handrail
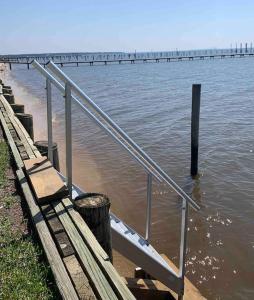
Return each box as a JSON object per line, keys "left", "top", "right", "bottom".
{"left": 31, "top": 60, "right": 163, "bottom": 183}
{"left": 30, "top": 59, "right": 199, "bottom": 297}
{"left": 46, "top": 61, "right": 200, "bottom": 211}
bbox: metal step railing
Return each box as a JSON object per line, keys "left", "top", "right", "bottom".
{"left": 31, "top": 60, "right": 200, "bottom": 298}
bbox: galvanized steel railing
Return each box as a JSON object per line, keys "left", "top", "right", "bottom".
{"left": 31, "top": 60, "right": 200, "bottom": 292}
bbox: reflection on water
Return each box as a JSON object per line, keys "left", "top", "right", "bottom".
{"left": 2, "top": 57, "right": 254, "bottom": 299}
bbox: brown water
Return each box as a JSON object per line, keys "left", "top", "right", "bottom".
{"left": 2, "top": 58, "right": 254, "bottom": 299}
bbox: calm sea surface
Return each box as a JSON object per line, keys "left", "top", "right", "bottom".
{"left": 2, "top": 57, "right": 254, "bottom": 299}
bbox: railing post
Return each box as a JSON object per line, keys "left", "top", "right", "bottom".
{"left": 179, "top": 199, "right": 188, "bottom": 298}
{"left": 65, "top": 82, "right": 72, "bottom": 199}
{"left": 145, "top": 173, "right": 152, "bottom": 241}
{"left": 46, "top": 79, "right": 53, "bottom": 164}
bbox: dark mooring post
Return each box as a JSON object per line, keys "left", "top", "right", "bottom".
{"left": 10, "top": 103, "right": 25, "bottom": 114}
{"left": 74, "top": 193, "right": 112, "bottom": 262}
{"left": 34, "top": 140, "right": 60, "bottom": 172}
{"left": 15, "top": 113, "right": 34, "bottom": 141}
{"left": 191, "top": 84, "right": 201, "bottom": 177}
{"left": 4, "top": 93, "right": 15, "bottom": 104}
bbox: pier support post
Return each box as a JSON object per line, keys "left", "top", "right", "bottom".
{"left": 11, "top": 104, "right": 25, "bottom": 114}
{"left": 4, "top": 93, "right": 15, "bottom": 104}
{"left": 15, "top": 113, "right": 34, "bottom": 141}
{"left": 2, "top": 87, "right": 12, "bottom": 94}
{"left": 34, "top": 140, "right": 60, "bottom": 171}
{"left": 74, "top": 193, "right": 112, "bottom": 262}
{"left": 191, "top": 84, "right": 201, "bottom": 177}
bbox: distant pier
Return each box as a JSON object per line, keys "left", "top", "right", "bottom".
{"left": 1, "top": 48, "right": 254, "bottom": 69}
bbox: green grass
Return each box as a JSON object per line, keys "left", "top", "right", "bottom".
{"left": 0, "top": 141, "right": 9, "bottom": 187}
{"left": 2, "top": 196, "right": 16, "bottom": 209}
{"left": 0, "top": 218, "right": 53, "bottom": 300}
{"left": 0, "top": 141, "right": 54, "bottom": 300}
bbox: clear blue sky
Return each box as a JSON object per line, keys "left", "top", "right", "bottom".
{"left": 1, "top": 0, "right": 253, "bottom": 54}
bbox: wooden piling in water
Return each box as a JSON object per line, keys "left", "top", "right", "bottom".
{"left": 4, "top": 94, "right": 15, "bottom": 104}
{"left": 10, "top": 104, "right": 25, "bottom": 114}
{"left": 15, "top": 113, "right": 34, "bottom": 141}
{"left": 191, "top": 84, "right": 201, "bottom": 177}
{"left": 34, "top": 140, "right": 60, "bottom": 172}
{"left": 2, "top": 87, "right": 12, "bottom": 94}
{"left": 74, "top": 193, "right": 113, "bottom": 263}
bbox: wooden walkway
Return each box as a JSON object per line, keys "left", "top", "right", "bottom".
{"left": 0, "top": 85, "right": 135, "bottom": 300}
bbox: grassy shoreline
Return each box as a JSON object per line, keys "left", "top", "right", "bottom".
{"left": 0, "top": 134, "right": 55, "bottom": 299}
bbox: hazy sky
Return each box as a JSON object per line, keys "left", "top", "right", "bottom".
{"left": 1, "top": 0, "right": 253, "bottom": 54}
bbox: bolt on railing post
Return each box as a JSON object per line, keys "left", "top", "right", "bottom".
{"left": 46, "top": 78, "right": 53, "bottom": 164}
{"left": 65, "top": 82, "right": 72, "bottom": 199}
{"left": 179, "top": 198, "right": 188, "bottom": 297}
{"left": 145, "top": 173, "right": 152, "bottom": 241}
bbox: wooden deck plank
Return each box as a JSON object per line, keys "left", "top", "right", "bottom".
{"left": 0, "top": 95, "right": 38, "bottom": 158}
{"left": 0, "top": 109, "right": 24, "bottom": 168}
{"left": 11, "top": 116, "right": 36, "bottom": 158}
{"left": 41, "top": 204, "right": 75, "bottom": 257}
{"left": 12, "top": 115, "right": 41, "bottom": 157}
{"left": 41, "top": 204, "right": 65, "bottom": 234}
{"left": 64, "top": 255, "right": 97, "bottom": 300}
{"left": 0, "top": 100, "right": 35, "bottom": 159}
{"left": 62, "top": 197, "right": 136, "bottom": 300}
{"left": 54, "top": 231, "right": 75, "bottom": 257}
{"left": 24, "top": 156, "right": 69, "bottom": 204}
{"left": 53, "top": 199, "right": 119, "bottom": 300}
{"left": 16, "top": 169, "right": 79, "bottom": 300}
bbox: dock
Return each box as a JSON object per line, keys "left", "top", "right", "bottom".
{"left": 0, "top": 69, "right": 206, "bottom": 299}
{"left": 0, "top": 82, "right": 135, "bottom": 300}
{"left": 1, "top": 48, "right": 254, "bottom": 69}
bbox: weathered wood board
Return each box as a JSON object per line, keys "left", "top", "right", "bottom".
{"left": 16, "top": 170, "right": 79, "bottom": 300}
{"left": 61, "top": 197, "right": 136, "bottom": 300}
{"left": 24, "top": 156, "right": 68, "bottom": 204}
{"left": 64, "top": 255, "right": 97, "bottom": 300}
{"left": 41, "top": 204, "right": 65, "bottom": 234}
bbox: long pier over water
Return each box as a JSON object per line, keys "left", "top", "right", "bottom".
{"left": 1, "top": 47, "right": 254, "bottom": 69}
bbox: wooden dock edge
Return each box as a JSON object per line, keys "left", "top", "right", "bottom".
{"left": 16, "top": 169, "right": 79, "bottom": 300}
{"left": 0, "top": 88, "right": 135, "bottom": 299}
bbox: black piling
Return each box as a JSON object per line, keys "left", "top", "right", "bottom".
{"left": 191, "top": 84, "right": 201, "bottom": 177}
{"left": 15, "top": 113, "right": 34, "bottom": 141}
{"left": 74, "top": 193, "right": 113, "bottom": 262}
{"left": 4, "top": 94, "right": 15, "bottom": 104}
{"left": 34, "top": 140, "right": 60, "bottom": 172}
{"left": 10, "top": 104, "right": 25, "bottom": 114}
